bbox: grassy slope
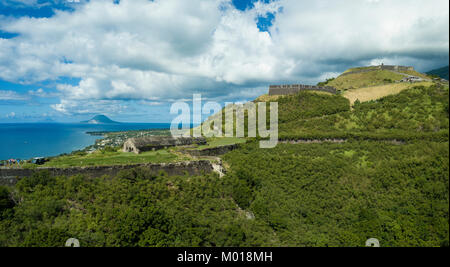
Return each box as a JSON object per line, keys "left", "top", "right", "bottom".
{"left": 196, "top": 137, "right": 247, "bottom": 149}
{"left": 203, "top": 68, "right": 434, "bottom": 139}
{"left": 315, "top": 67, "right": 433, "bottom": 106}
{"left": 254, "top": 94, "right": 282, "bottom": 102}
{"left": 42, "top": 149, "right": 184, "bottom": 168}
{"left": 328, "top": 70, "right": 406, "bottom": 90}
{"left": 427, "top": 66, "right": 449, "bottom": 80}
{"left": 343, "top": 81, "right": 433, "bottom": 105}
{"left": 276, "top": 84, "right": 449, "bottom": 139}
{"left": 201, "top": 82, "right": 449, "bottom": 140}
{"left": 344, "top": 66, "right": 380, "bottom": 73}
{"left": 401, "top": 70, "right": 430, "bottom": 79}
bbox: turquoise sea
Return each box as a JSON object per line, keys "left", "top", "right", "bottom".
{"left": 0, "top": 123, "right": 170, "bottom": 160}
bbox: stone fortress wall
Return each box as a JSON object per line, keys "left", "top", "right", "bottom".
{"left": 268, "top": 84, "right": 337, "bottom": 96}
{"left": 380, "top": 65, "right": 414, "bottom": 72}
{"left": 0, "top": 160, "right": 214, "bottom": 186}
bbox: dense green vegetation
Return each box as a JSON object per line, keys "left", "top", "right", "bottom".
{"left": 276, "top": 91, "right": 350, "bottom": 123}
{"left": 222, "top": 140, "right": 449, "bottom": 246}
{"left": 0, "top": 170, "right": 274, "bottom": 247}
{"left": 317, "top": 77, "right": 335, "bottom": 87}
{"left": 204, "top": 84, "right": 448, "bottom": 141}
{"left": 276, "top": 84, "right": 449, "bottom": 140}
{"left": 1, "top": 139, "right": 447, "bottom": 247}
{"left": 426, "top": 66, "right": 449, "bottom": 80}
{"left": 0, "top": 82, "right": 448, "bottom": 247}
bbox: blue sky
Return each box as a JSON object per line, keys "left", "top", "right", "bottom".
{"left": 0, "top": 0, "right": 448, "bottom": 123}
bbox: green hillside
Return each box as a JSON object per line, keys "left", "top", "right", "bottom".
{"left": 427, "top": 66, "right": 449, "bottom": 80}
{"left": 324, "top": 67, "right": 430, "bottom": 91}
{"left": 327, "top": 70, "right": 405, "bottom": 90}
{"left": 223, "top": 140, "right": 448, "bottom": 246}
{"left": 1, "top": 79, "right": 449, "bottom": 247}
{"left": 276, "top": 84, "right": 449, "bottom": 140}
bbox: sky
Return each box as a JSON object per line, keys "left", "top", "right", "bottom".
{"left": 0, "top": 0, "right": 448, "bottom": 123}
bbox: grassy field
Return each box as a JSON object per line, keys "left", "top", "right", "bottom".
{"left": 42, "top": 149, "right": 184, "bottom": 168}
{"left": 254, "top": 94, "right": 282, "bottom": 102}
{"left": 196, "top": 137, "right": 247, "bottom": 149}
{"left": 328, "top": 70, "right": 407, "bottom": 90}
{"left": 255, "top": 91, "right": 333, "bottom": 102}
{"left": 343, "top": 81, "right": 434, "bottom": 105}
{"left": 343, "top": 66, "right": 379, "bottom": 73}
{"left": 342, "top": 67, "right": 430, "bottom": 79}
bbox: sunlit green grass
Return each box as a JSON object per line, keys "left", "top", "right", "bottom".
{"left": 34, "top": 138, "right": 246, "bottom": 168}
{"left": 43, "top": 149, "right": 184, "bottom": 168}
{"left": 328, "top": 70, "right": 406, "bottom": 90}
{"left": 196, "top": 137, "right": 247, "bottom": 149}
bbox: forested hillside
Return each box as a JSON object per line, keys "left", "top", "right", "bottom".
{"left": 1, "top": 83, "right": 448, "bottom": 247}
{"left": 276, "top": 84, "right": 449, "bottom": 140}
{"left": 223, "top": 140, "right": 448, "bottom": 246}
{"left": 427, "top": 66, "right": 449, "bottom": 80}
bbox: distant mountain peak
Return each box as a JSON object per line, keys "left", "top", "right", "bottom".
{"left": 81, "top": 115, "right": 120, "bottom": 124}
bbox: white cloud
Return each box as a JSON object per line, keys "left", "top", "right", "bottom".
{"left": 139, "top": 100, "right": 164, "bottom": 106}
{"left": 50, "top": 99, "right": 128, "bottom": 115}
{"left": 0, "top": 0, "right": 448, "bottom": 115}
{"left": 0, "top": 0, "right": 86, "bottom": 8}
{"left": 0, "top": 90, "right": 28, "bottom": 100}
{"left": 28, "top": 88, "right": 60, "bottom": 98}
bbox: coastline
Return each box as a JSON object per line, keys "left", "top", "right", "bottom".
{"left": 0, "top": 123, "right": 171, "bottom": 161}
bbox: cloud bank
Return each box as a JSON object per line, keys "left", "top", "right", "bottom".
{"left": 0, "top": 0, "right": 448, "bottom": 116}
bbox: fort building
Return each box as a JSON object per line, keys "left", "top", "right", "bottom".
{"left": 379, "top": 63, "right": 414, "bottom": 72}
{"left": 123, "top": 136, "right": 207, "bottom": 154}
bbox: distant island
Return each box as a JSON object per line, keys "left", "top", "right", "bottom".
{"left": 81, "top": 115, "right": 120, "bottom": 124}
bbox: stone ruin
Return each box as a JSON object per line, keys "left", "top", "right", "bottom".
{"left": 123, "top": 136, "right": 207, "bottom": 154}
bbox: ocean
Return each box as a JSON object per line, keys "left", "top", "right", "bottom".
{"left": 0, "top": 123, "right": 170, "bottom": 160}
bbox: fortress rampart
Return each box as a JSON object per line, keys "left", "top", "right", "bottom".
{"left": 269, "top": 84, "right": 337, "bottom": 96}
{"left": 0, "top": 160, "right": 214, "bottom": 186}
{"left": 380, "top": 65, "right": 414, "bottom": 72}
